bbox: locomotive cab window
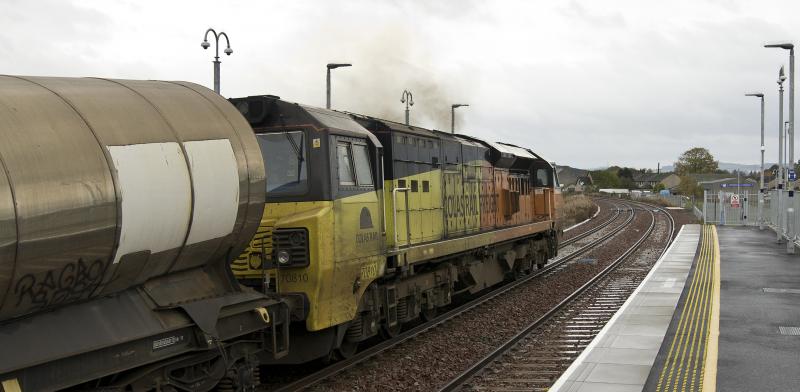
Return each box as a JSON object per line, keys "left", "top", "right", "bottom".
{"left": 337, "top": 140, "right": 374, "bottom": 188}
{"left": 337, "top": 142, "right": 356, "bottom": 186}
{"left": 536, "top": 168, "right": 550, "bottom": 187}
{"left": 351, "top": 144, "right": 373, "bottom": 186}
{"left": 256, "top": 131, "right": 308, "bottom": 195}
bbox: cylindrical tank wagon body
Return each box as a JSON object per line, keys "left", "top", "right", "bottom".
{"left": 0, "top": 75, "right": 265, "bottom": 321}
{"left": 0, "top": 76, "right": 287, "bottom": 392}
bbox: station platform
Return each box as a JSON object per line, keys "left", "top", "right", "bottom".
{"left": 550, "top": 224, "right": 800, "bottom": 392}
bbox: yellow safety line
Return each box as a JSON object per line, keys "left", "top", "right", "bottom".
{"left": 670, "top": 228, "right": 708, "bottom": 392}
{"left": 674, "top": 227, "right": 712, "bottom": 392}
{"left": 655, "top": 226, "right": 703, "bottom": 391}
{"left": 701, "top": 225, "right": 721, "bottom": 392}
{"left": 656, "top": 225, "right": 717, "bottom": 392}
{"left": 656, "top": 225, "right": 708, "bottom": 391}
{"left": 683, "top": 226, "right": 714, "bottom": 392}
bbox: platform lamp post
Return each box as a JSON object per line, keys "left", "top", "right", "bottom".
{"left": 451, "top": 103, "right": 469, "bottom": 134}
{"left": 777, "top": 66, "right": 788, "bottom": 243}
{"left": 401, "top": 90, "right": 414, "bottom": 125}
{"left": 746, "top": 92, "right": 766, "bottom": 229}
{"left": 201, "top": 28, "right": 233, "bottom": 94}
{"left": 326, "top": 63, "right": 352, "bottom": 109}
{"left": 766, "top": 43, "right": 794, "bottom": 170}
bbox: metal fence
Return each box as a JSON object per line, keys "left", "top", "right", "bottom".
{"left": 701, "top": 191, "right": 757, "bottom": 226}
{"left": 703, "top": 189, "right": 799, "bottom": 253}
{"left": 630, "top": 193, "right": 690, "bottom": 208}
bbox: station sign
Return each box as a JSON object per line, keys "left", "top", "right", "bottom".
{"left": 720, "top": 183, "right": 753, "bottom": 188}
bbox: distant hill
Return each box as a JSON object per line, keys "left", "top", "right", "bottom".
{"left": 660, "top": 162, "right": 775, "bottom": 173}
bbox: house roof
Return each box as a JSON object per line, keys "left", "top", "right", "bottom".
{"left": 687, "top": 173, "right": 742, "bottom": 182}
{"left": 557, "top": 166, "right": 591, "bottom": 185}
{"left": 632, "top": 172, "right": 674, "bottom": 182}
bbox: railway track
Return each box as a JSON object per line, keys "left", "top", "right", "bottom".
{"left": 269, "top": 199, "right": 653, "bottom": 391}
{"left": 438, "top": 200, "right": 675, "bottom": 392}
{"left": 561, "top": 199, "right": 622, "bottom": 246}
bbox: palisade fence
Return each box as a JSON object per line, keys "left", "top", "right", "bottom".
{"left": 703, "top": 189, "right": 800, "bottom": 250}
{"left": 630, "top": 193, "right": 690, "bottom": 207}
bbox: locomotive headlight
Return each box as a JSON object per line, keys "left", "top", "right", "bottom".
{"left": 277, "top": 250, "right": 291, "bottom": 265}
{"left": 289, "top": 232, "right": 305, "bottom": 246}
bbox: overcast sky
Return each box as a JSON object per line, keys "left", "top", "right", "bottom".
{"left": 2, "top": 0, "right": 799, "bottom": 169}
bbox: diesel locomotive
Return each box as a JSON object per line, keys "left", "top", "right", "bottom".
{"left": 230, "top": 95, "right": 563, "bottom": 362}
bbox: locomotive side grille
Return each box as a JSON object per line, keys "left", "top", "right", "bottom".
{"left": 273, "top": 228, "right": 309, "bottom": 267}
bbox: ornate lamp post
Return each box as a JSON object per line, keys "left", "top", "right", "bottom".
{"left": 201, "top": 28, "right": 233, "bottom": 94}
{"left": 401, "top": 90, "right": 414, "bottom": 125}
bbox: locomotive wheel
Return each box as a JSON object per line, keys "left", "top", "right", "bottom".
{"left": 333, "top": 339, "right": 358, "bottom": 360}
{"left": 420, "top": 306, "right": 438, "bottom": 322}
{"left": 380, "top": 322, "right": 402, "bottom": 339}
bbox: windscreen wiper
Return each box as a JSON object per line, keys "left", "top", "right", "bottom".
{"left": 283, "top": 131, "right": 304, "bottom": 162}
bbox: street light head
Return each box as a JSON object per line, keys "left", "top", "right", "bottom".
{"left": 327, "top": 63, "right": 352, "bottom": 69}
{"left": 765, "top": 42, "right": 794, "bottom": 50}
{"left": 224, "top": 47, "right": 233, "bottom": 56}
{"left": 452, "top": 103, "right": 469, "bottom": 109}
{"left": 745, "top": 93, "right": 764, "bottom": 97}
{"left": 201, "top": 40, "right": 210, "bottom": 49}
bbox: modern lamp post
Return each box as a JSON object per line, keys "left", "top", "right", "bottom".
{"left": 765, "top": 43, "right": 794, "bottom": 170}
{"left": 778, "top": 65, "right": 787, "bottom": 242}
{"left": 451, "top": 103, "right": 469, "bottom": 134}
{"left": 326, "top": 63, "right": 352, "bottom": 109}
{"left": 401, "top": 90, "right": 414, "bottom": 125}
{"left": 746, "top": 92, "right": 765, "bottom": 229}
{"left": 201, "top": 28, "right": 233, "bottom": 94}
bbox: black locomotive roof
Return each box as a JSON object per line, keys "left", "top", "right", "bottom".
{"left": 229, "top": 95, "right": 380, "bottom": 145}
{"left": 341, "top": 110, "right": 551, "bottom": 169}
{"left": 346, "top": 112, "right": 440, "bottom": 139}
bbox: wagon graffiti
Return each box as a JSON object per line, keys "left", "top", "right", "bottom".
{"left": 14, "top": 258, "right": 108, "bottom": 309}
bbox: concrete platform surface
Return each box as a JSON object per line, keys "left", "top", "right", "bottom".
{"left": 715, "top": 226, "right": 800, "bottom": 392}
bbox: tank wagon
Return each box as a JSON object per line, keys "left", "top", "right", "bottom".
{"left": 230, "top": 95, "right": 563, "bottom": 362}
{"left": 0, "top": 76, "right": 288, "bottom": 392}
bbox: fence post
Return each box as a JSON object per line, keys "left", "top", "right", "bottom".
{"left": 777, "top": 189, "right": 784, "bottom": 243}
{"left": 788, "top": 204, "right": 796, "bottom": 254}
{"left": 758, "top": 190, "right": 764, "bottom": 230}
{"left": 703, "top": 190, "right": 707, "bottom": 225}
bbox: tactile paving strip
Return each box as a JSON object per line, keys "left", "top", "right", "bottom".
{"left": 652, "top": 225, "right": 718, "bottom": 392}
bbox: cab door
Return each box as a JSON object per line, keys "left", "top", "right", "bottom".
{"left": 330, "top": 136, "right": 384, "bottom": 325}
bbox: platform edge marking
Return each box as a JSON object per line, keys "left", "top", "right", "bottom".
{"left": 701, "top": 225, "right": 720, "bottom": 392}
{"left": 656, "top": 225, "right": 707, "bottom": 392}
